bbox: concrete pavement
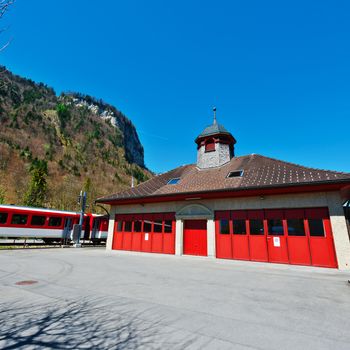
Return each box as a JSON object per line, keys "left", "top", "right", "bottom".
{"left": 0, "top": 248, "right": 349, "bottom": 349}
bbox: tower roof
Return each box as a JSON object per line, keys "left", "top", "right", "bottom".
{"left": 197, "top": 122, "right": 231, "bottom": 138}
{"left": 195, "top": 107, "right": 235, "bottom": 143}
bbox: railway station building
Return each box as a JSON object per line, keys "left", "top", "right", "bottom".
{"left": 97, "top": 115, "right": 350, "bottom": 270}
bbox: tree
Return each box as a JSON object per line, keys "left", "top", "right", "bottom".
{"left": 24, "top": 159, "right": 48, "bottom": 207}
{"left": 0, "top": 184, "right": 6, "bottom": 204}
{"left": 0, "top": 0, "right": 15, "bottom": 52}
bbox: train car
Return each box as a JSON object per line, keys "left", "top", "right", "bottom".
{"left": 0, "top": 204, "right": 108, "bottom": 244}
{"left": 83, "top": 214, "right": 109, "bottom": 243}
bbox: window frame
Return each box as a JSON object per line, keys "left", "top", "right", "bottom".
{"left": 205, "top": 138, "right": 216, "bottom": 153}
{"left": 48, "top": 216, "right": 63, "bottom": 227}
{"left": 11, "top": 213, "right": 28, "bottom": 226}
{"left": 0, "top": 212, "right": 8, "bottom": 225}
{"left": 31, "top": 215, "right": 47, "bottom": 227}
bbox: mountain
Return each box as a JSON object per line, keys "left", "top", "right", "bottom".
{"left": 0, "top": 66, "right": 151, "bottom": 211}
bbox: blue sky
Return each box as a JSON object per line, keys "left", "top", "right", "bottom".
{"left": 1, "top": 0, "right": 350, "bottom": 173}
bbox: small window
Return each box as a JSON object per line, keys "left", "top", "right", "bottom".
{"left": 205, "top": 139, "right": 215, "bottom": 152}
{"left": 227, "top": 170, "right": 244, "bottom": 178}
{"left": 287, "top": 219, "right": 305, "bottom": 236}
{"left": 249, "top": 219, "right": 264, "bottom": 235}
{"left": 233, "top": 219, "right": 246, "bottom": 235}
{"left": 309, "top": 219, "right": 325, "bottom": 237}
{"left": 31, "top": 215, "right": 46, "bottom": 226}
{"left": 268, "top": 219, "right": 284, "bottom": 235}
{"left": 48, "top": 217, "right": 62, "bottom": 227}
{"left": 124, "top": 221, "right": 132, "bottom": 232}
{"left": 0, "top": 212, "right": 8, "bottom": 224}
{"left": 219, "top": 219, "right": 230, "bottom": 234}
{"left": 167, "top": 178, "right": 180, "bottom": 185}
{"left": 134, "top": 219, "right": 142, "bottom": 232}
{"left": 11, "top": 214, "right": 28, "bottom": 225}
{"left": 164, "top": 220, "right": 172, "bottom": 233}
{"left": 117, "top": 221, "right": 123, "bottom": 232}
{"left": 153, "top": 220, "right": 163, "bottom": 233}
{"left": 143, "top": 220, "right": 152, "bottom": 232}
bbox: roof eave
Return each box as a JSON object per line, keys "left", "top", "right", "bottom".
{"left": 96, "top": 178, "right": 350, "bottom": 206}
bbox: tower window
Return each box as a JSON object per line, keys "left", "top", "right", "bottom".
{"left": 227, "top": 170, "right": 244, "bottom": 178}
{"left": 167, "top": 178, "right": 180, "bottom": 185}
{"left": 205, "top": 139, "right": 215, "bottom": 152}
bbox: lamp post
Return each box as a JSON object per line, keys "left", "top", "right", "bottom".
{"left": 74, "top": 191, "right": 87, "bottom": 247}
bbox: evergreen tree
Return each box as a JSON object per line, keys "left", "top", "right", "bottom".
{"left": 0, "top": 185, "right": 6, "bottom": 204}
{"left": 24, "top": 158, "right": 48, "bottom": 207}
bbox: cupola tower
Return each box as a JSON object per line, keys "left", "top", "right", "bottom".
{"left": 195, "top": 108, "right": 236, "bottom": 169}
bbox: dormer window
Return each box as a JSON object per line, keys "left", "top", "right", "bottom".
{"left": 167, "top": 178, "right": 180, "bottom": 185}
{"left": 205, "top": 139, "right": 215, "bottom": 152}
{"left": 227, "top": 170, "right": 244, "bottom": 178}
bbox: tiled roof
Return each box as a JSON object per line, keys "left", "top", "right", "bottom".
{"left": 97, "top": 154, "right": 350, "bottom": 203}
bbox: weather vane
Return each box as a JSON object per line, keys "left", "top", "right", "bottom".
{"left": 213, "top": 106, "right": 217, "bottom": 125}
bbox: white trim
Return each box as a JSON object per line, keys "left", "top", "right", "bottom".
{"left": 0, "top": 227, "right": 69, "bottom": 238}
{"left": 0, "top": 204, "right": 79, "bottom": 216}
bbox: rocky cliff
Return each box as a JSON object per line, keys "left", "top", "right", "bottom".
{"left": 0, "top": 66, "right": 151, "bottom": 210}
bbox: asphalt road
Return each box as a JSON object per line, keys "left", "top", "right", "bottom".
{"left": 0, "top": 249, "right": 349, "bottom": 349}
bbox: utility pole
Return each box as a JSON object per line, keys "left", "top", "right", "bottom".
{"left": 74, "top": 191, "right": 87, "bottom": 247}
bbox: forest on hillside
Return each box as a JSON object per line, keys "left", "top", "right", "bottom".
{"left": 0, "top": 67, "right": 151, "bottom": 212}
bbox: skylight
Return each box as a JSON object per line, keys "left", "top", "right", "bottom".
{"left": 167, "top": 178, "right": 180, "bottom": 185}
{"left": 227, "top": 170, "right": 244, "bottom": 178}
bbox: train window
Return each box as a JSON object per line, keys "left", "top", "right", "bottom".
{"left": 153, "top": 220, "right": 163, "bottom": 233}
{"left": 31, "top": 215, "right": 46, "bottom": 226}
{"left": 143, "top": 220, "right": 152, "bottom": 232}
{"left": 220, "top": 219, "right": 230, "bottom": 234}
{"left": 249, "top": 219, "right": 264, "bottom": 235}
{"left": 0, "top": 212, "right": 8, "bottom": 224}
{"left": 134, "top": 219, "right": 142, "bottom": 232}
{"left": 268, "top": 219, "right": 284, "bottom": 235}
{"left": 287, "top": 219, "right": 305, "bottom": 236}
{"left": 11, "top": 214, "right": 28, "bottom": 225}
{"left": 164, "top": 220, "right": 172, "bottom": 233}
{"left": 309, "top": 219, "right": 325, "bottom": 237}
{"left": 124, "top": 221, "right": 132, "bottom": 232}
{"left": 48, "top": 217, "right": 62, "bottom": 227}
{"left": 233, "top": 219, "right": 246, "bottom": 235}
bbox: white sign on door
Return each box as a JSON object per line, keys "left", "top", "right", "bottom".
{"left": 273, "top": 237, "right": 280, "bottom": 247}
{"left": 145, "top": 233, "right": 149, "bottom": 241}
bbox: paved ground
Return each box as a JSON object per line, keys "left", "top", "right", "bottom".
{"left": 0, "top": 249, "right": 349, "bottom": 350}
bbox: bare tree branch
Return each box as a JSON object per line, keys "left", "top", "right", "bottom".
{"left": 0, "top": 0, "right": 14, "bottom": 51}
{"left": 0, "top": 0, "right": 14, "bottom": 19}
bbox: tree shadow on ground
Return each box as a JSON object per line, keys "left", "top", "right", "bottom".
{"left": 0, "top": 299, "right": 162, "bottom": 349}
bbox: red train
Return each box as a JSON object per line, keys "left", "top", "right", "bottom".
{"left": 0, "top": 204, "right": 109, "bottom": 244}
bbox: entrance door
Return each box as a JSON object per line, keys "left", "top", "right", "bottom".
{"left": 266, "top": 209, "right": 289, "bottom": 263}
{"left": 285, "top": 209, "right": 311, "bottom": 266}
{"left": 306, "top": 208, "right": 337, "bottom": 268}
{"left": 63, "top": 218, "right": 72, "bottom": 241}
{"left": 231, "top": 211, "right": 250, "bottom": 260}
{"left": 215, "top": 211, "right": 232, "bottom": 259}
{"left": 247, "top": 210, "right": 268, "bottom": 262}
{"left": 183, "top": 220, "right": 207, "bottom": 256}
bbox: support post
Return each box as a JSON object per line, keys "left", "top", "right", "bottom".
{"left": 207, "top": 218, "right": 216, "bottom": 258}
{"left": 175, "top": 219, "right": 183, "bottom": 256}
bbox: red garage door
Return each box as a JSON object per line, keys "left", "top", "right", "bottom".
{"left": 113, "top": 213, "right": 175, "bottom": 255}
{"left": 215, "top": 208, "right": 337, "bottom": 268}
{"left": 183, "top": 220, "right": 207, "bottom": 256}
